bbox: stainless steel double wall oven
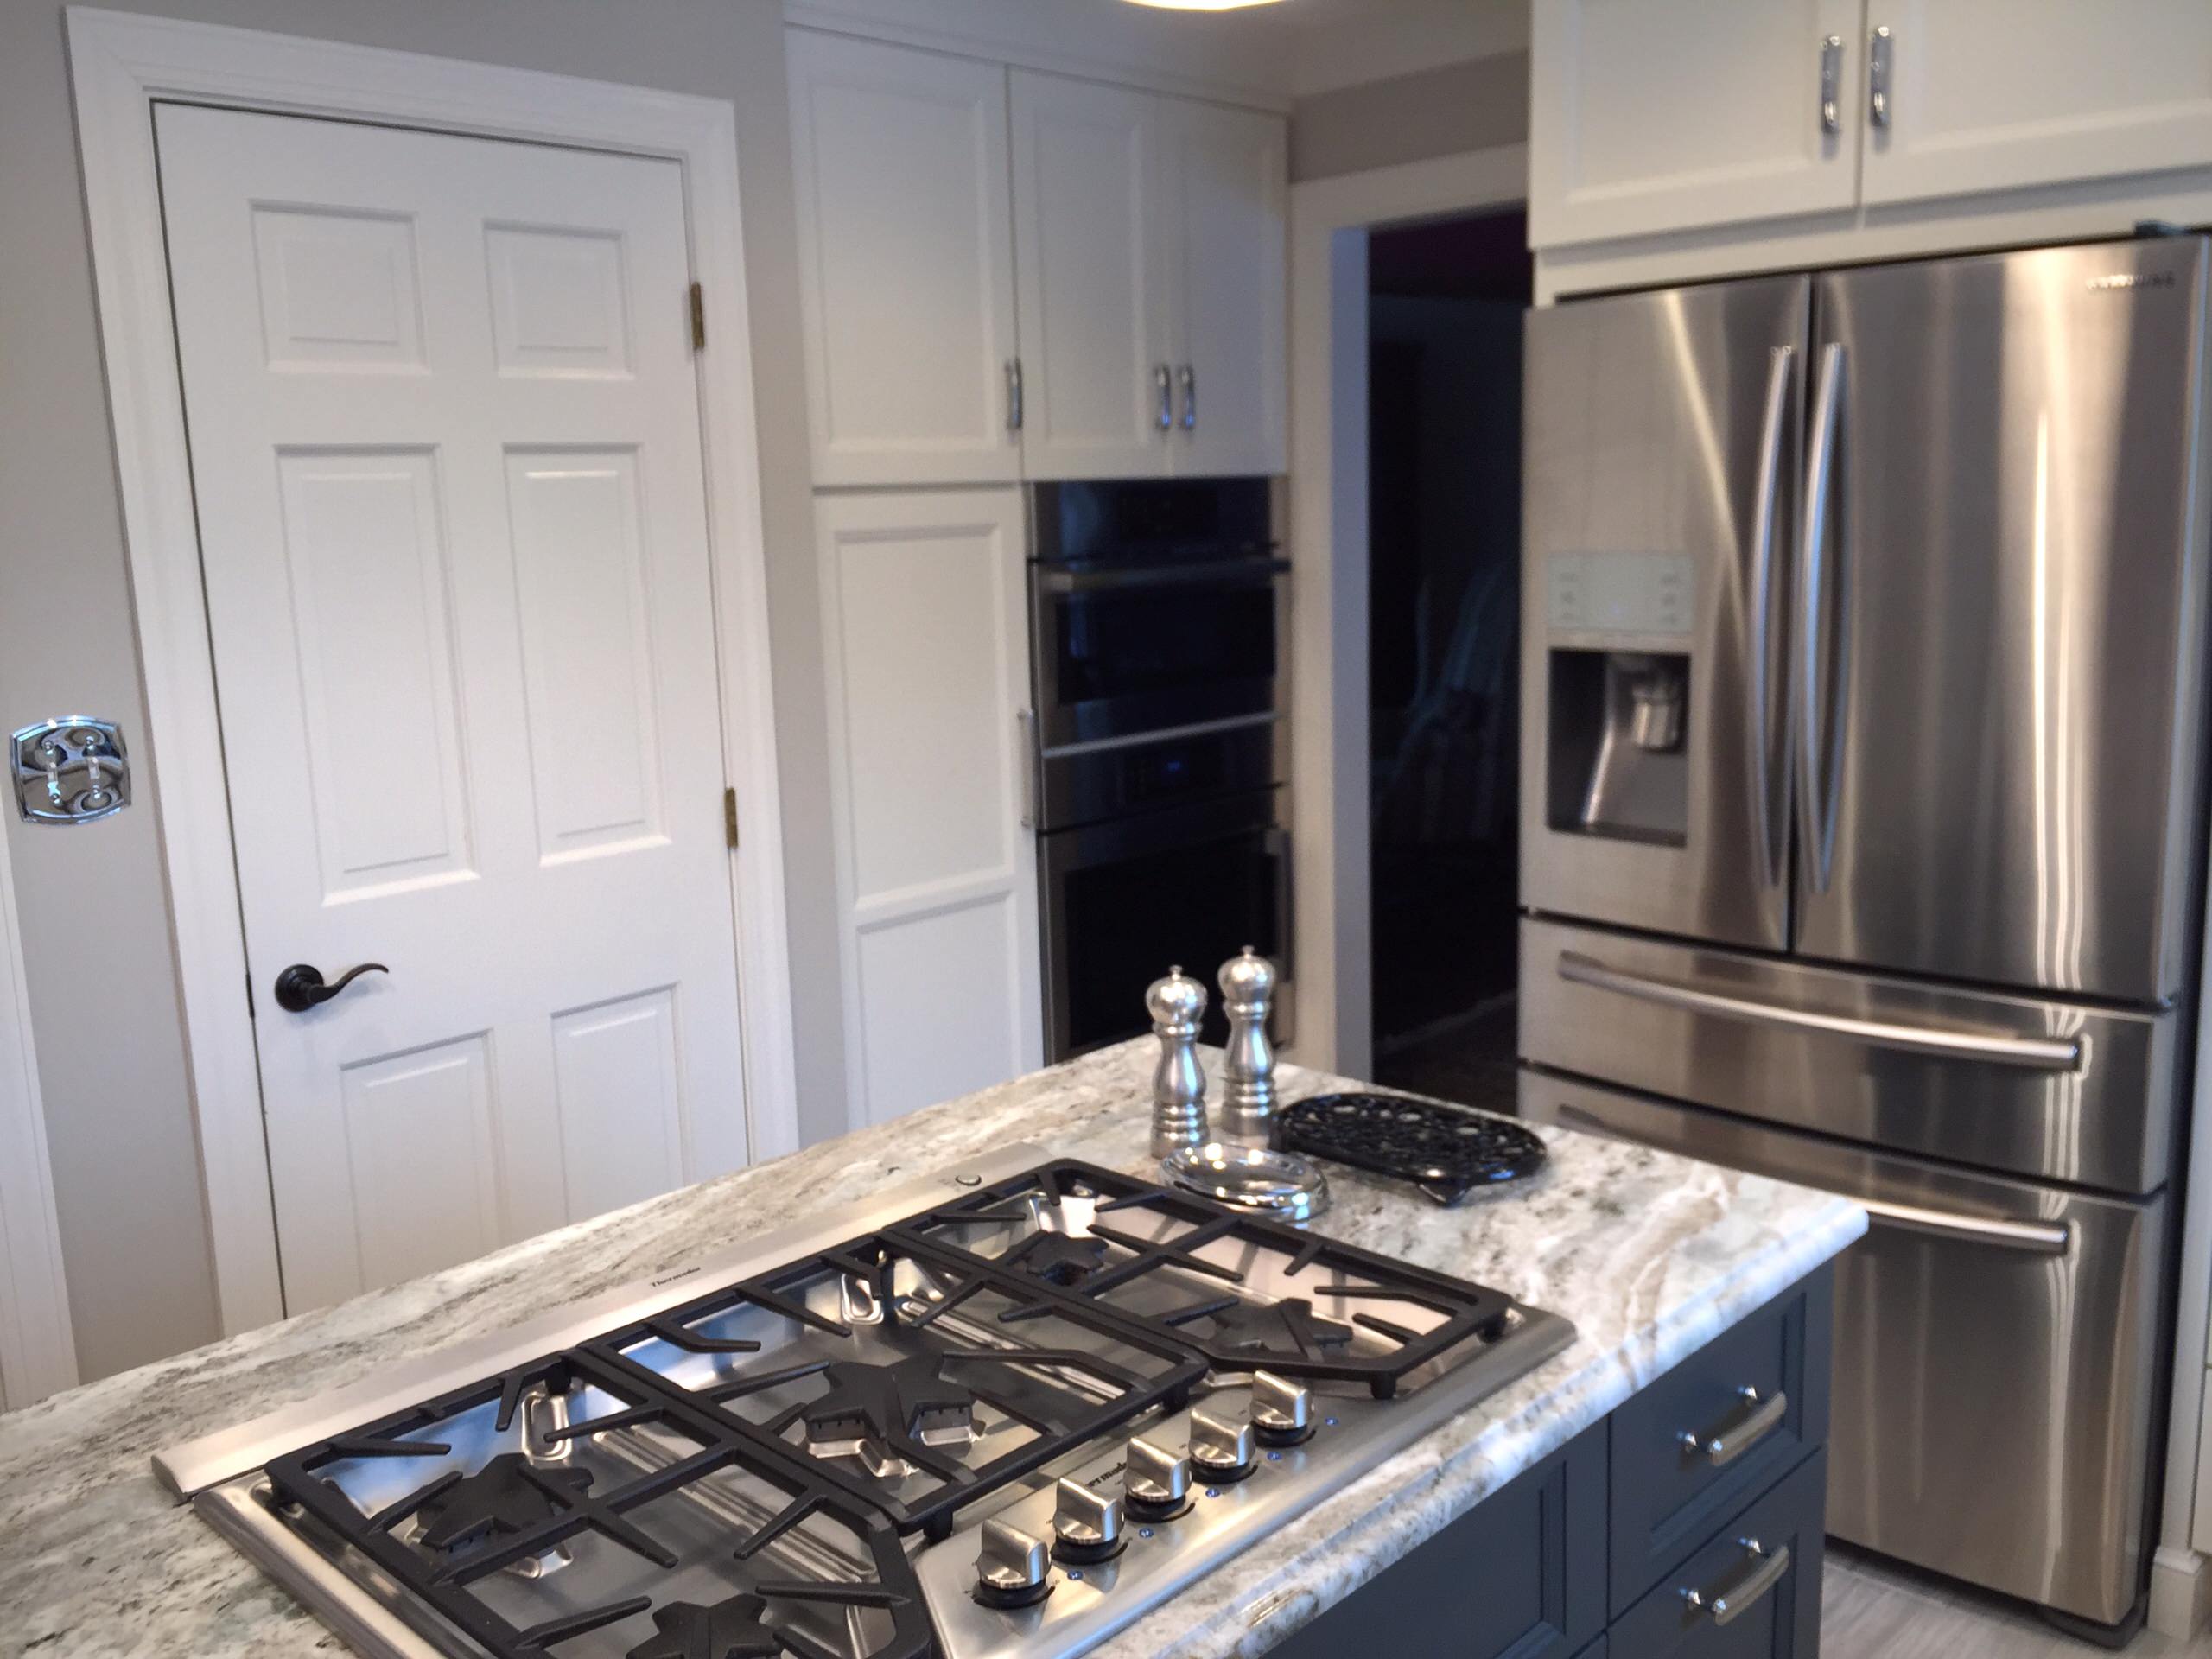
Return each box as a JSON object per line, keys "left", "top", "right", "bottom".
{"left": 1027, "top": 480, "right": 1291, "bottom": 1060}
{"left": 1516, "top": 236, "right": 2212, "bottom": 1631}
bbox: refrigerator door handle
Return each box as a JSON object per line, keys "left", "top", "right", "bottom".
{"left": 1798, "top": 341, "right": 1848, "bottom": 893}
{"left": 1550, "top": 1107, "right": 2074, "bottom": 1255}
{"left": 1554, "top": 950, "right": 2085, "bottom": 1071}
{"left": 1746, "top": 346, "right": 1796, "bottom": 890}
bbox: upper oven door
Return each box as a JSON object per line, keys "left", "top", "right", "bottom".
{"left": 1031, "top": 556, "right": 1285, "bottom": 747}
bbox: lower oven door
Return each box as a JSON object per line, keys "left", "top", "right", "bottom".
{"left": 1040, "top": 792, "right": 1290, "bottom": 1060}
{"left": 1520, "top": 1067, "right": 2167, "bottom": 1629}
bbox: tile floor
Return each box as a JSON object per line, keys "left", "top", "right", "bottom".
{"left": 1825, "top": 1545, "right": 2212, "bottom": 1656}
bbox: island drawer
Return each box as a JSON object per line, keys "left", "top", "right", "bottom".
{"left": 1607, "top": 1268, "right": 1833, "bottom": 1615}
{"left": 1611, "top": 1448, "right": 1827, "bottom": 1657}
{"left": 1265, "top": 1419, "right": 1606, "bottom": 1658}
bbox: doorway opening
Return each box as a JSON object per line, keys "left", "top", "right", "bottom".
{"left": 1366, "top": 207, "right": 1531, "bottom": 1109}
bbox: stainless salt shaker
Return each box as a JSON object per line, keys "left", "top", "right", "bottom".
{"left": 1147, "top": 966, "right": 1210, "bottom": 1156}
{"left": 1217, "top": 946, "right": 1279, "bottom": 1147}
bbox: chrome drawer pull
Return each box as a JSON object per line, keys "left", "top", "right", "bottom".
{"left": 1860, "top": 1197, "right": 2070, "bottom": 1255}
{"left": 1679, "top": 1385, "right": 1785, "bottom": 1466}
{"left": 1556, "top": 951, "right": 2084, "bottom": 1071}
{"left": 1682, "top": 1537, "right": 1790, "bottom": 1625}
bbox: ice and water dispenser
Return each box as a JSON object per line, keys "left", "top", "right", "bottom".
{"left": 1542, "top": 551, "right": 1694, "bottom": 847}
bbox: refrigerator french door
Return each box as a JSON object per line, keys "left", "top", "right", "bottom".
{"left": 1517, "top": 235, "right": 2212, "bottom": 1630}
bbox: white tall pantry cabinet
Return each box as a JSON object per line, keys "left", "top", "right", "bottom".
{"left": 786, "top": 24, "right": 1290, "bottom": 1125}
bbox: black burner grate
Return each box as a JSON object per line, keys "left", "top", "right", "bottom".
{"left": 263, "top": 1351, "right": 938, "bottom": 1659}
{"left": 1274, "top": 1092, "right": 1548, "bottom": 1205}
{"left": 894, "top": 1160, "right": 1522, "bottom": 1397}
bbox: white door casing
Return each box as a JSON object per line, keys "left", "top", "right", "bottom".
{"left": 1010, "top": 70, "right": 1175, "bottom": 480}
{"left": 156, "top": 103, "right": 753, "bottom": 1313}
{"left": 787, "top": 29, "right": 1023, "bottom": 486}
{"left": 0, "top": 822, "right": 77, "bottom": 1411}
{"left": 1859, "top": 0, "right": 2212, "bottom": 207}
{"left": 815, "top": 489, "right": 1043, "bottom": 1126}
{"left": 1164, "top": 98, "right": 1289, "bottom": 477}
{"left": 1529, "top": 0, "right": 1864, "bottom": 248}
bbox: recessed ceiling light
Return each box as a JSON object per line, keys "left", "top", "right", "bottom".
{"left": 1124, "top": 0, "right": 1286, "bottom": 10}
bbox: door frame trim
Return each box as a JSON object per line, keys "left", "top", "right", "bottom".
{"left": 66, "top": 4, "right": 801, "bottom": 1335}
{"left": 0, "top": 823, "right": 79, "bottom": 1409}
{"left": 1285, "top": 145, "right": 1527, "bottom": 1077}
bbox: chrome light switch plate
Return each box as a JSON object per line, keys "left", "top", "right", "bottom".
{"left": 11, "top": 717, "right": 130, "bottom": 823}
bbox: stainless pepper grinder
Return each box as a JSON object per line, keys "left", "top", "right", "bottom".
{"left": 1146, "top": 966, "right": 1210, "bottom": 1157}
{"left": 1217, "top": 946, "right": 1279, "bottom": 1147}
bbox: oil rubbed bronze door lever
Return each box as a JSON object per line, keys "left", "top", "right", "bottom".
{"left": 272, "top": 962, "right": 388, "bottom": 1013}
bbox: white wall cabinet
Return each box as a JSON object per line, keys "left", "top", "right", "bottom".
{"left": 815, "top": 489, "right": 1043, "bottom": 1127}
{"left": 1530, "top": 0, "right": 1862, "bottom": 247}
{"left": 1008, "top": 71, "right": 1173, "bottom": 480}
{"left": 1532, "top": 0, "right": 2212, "bottom": 251}
{"left": 789, "top": 29, "right": 1287, "bottom": 485}
{"left": 788, "top": 30, "right": 1022, "bottom": 486}
{"left": 1859, "top": 0, "right": 2212, "bottom": 208}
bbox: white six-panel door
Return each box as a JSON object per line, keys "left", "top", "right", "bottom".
{"left": 156, "top": 104, "right": 753, "bottom": 1313}
{"left": 787, "top": 29, "right": 1024, "bottom": 486}
{"left": 1010, "top": 70, "right": 1175, "bottom": 480}
{"left": 815, "top": 489, "right": 1043, "bottom": 1125}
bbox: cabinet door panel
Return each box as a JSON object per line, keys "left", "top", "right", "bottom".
{"left": 1860, "top": 0, "right": 2212, "bottom": 205}
{"left": 788, "top": 30, "right": 1020, "bottom": 486}
{"left": 1164, "top": 99, "right": 1287, "bottom": 477}
{"left": 1530, "top": 0, "right": 1863, "bottom": 247}
{"left": 816, "top": 489, "right": 1042, "bottom": 1125}
{"left": 1010, "top": 71, "right": 1173, "bottom": 479}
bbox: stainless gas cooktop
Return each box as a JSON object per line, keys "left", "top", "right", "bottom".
{"left": 157, "top": 1143, "right": 1573, "bottom": 1659}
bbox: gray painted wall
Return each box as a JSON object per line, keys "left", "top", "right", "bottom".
{"left": 1291, "top": 53, "right": 1530, "bottom": 182}
{"left": 0, "top": 0, "right": 845, "bottom": 1381}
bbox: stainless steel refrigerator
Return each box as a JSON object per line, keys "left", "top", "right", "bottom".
{"left": 1515, "top": 235, "right": 2212, "bottom": 1632}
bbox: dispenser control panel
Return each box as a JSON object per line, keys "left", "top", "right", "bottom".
{"left": 1546, "top": 551, "right": 1694, "bottom": 638}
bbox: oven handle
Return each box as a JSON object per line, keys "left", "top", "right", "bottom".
{"left": 1267, "top": 825, "right": 1294, "bottom": 978}
{"left": 1038, "top": 556, "right": 1291, "bottom": 594}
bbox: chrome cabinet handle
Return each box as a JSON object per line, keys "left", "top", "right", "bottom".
{"left": 1014, "top": 709, "right": 1037, "bottom": 831}
{"left": 1039, "top": 556, "right": 1290, "bottom": 594}
{"left": 1154, "top": 364, "right": 1173, "bottom": 431}
{"left": 1179, "top": 364, "right": 1197, "bottom": 430}
{"left": 1680, "top": 1385, "right": 1786, "bottom": 1466}
{"left": 1005, "top": 359, "right": 1023, "bottom": 431}
{"left": 272, "top": 962, "right": 388, "bottom": 1014}
{"left": 1797, "top": 341, "right": 1847, "bottom": 894}
{"left": 1869, "top": 25, "right": 1894, "bottom": 127}
{"left": 1683, "top": 1538, "right": 1791, "bottom": 1626}
{"left": 1861, "top": 1198, "right": 2071, "bottom": 1255}
{"left": 1745, "top": 346, "right": 1795, "bottom": 891}
{"left": 1555, "top": 950, "right": 2084, "bottom": 1070}
{"left": 1819, "top": 35, "right": 1843, "bottom": 133}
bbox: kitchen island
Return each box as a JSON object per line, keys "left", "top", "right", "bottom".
{"left": 0, "top": 1040, "right": 1863, "bottom": 1657}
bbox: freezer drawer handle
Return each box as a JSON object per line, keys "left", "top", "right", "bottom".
{"left": 1859, "top": 1197, "right": 2071, "bottom": 1255}
{"left": 1555, "top": 951, "right": 2084, "bottom": 1071}
{"left": 1681, "top": 1538, "right": 1790, "bottom": 1626}
{"left": 1679, "top": 1384, "right": 1786, "bottom": 1467}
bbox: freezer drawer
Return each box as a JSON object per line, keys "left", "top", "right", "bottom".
{"left": 1519, "top": 915, "right": 2179, "bottom": 1193}
{"left": 1522, "top": 1069, "right": 2168, "bottom": 1629}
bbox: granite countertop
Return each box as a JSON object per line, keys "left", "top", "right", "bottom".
{"left": 0, "top": 1040, "right": 1865, "bottom": 1658}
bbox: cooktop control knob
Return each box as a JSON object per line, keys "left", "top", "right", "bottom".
{"left": 1052, "top": 1477, "right": 1127, "bottom": 1565}
{"left": 1251, "top": 1370, "right": 1314, "bottom": 1446}
{"left": 974, "top": 1518, "right": 1052, "bottom": 1609}
{"left": 1123, "top": 1435, "right": 1192, "bottom": 1520}
{"left": 1189, "top": 1407, "right": 1256, "bottom": 1482}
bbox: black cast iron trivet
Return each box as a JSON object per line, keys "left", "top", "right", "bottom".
{"left": 1274, "top": 1092, "right": 1548, "bottom": 1205}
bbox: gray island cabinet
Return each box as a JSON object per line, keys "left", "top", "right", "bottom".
{"left": 0, "top": 1041, "right": 1861, "bottom": 1659}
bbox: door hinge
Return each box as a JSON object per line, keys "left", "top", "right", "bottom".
{"left": 723, "top": 785, "right": 741, "bottom": 850}
{"left": 689, "top": 281, "right": 707, "bottom": 351}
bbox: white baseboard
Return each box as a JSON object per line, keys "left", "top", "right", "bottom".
{"left": 2149, "top": 1545, "right": 2212, "bottom": 1641}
